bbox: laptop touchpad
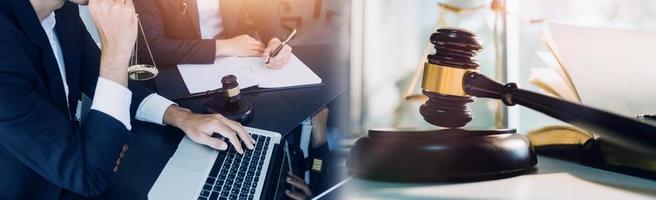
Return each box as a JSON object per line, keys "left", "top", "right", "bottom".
{"left": 170, "top": 136, "right": 217, "bottom": 171}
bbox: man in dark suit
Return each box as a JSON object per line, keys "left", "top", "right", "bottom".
{"left": 0, "top": 0, "right": 256, "bottom": 199}
{"left": 134, "top": 0, "right": 293, "bottom": 68}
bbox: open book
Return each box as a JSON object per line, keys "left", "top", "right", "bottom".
{"left": 178, "top": 54, "right": 322, "bottom": 94}
{"left": 528, "top": 23, "right": 656, "bottom": 176}
{"left": 531, "top": 23, "right": 656, "bottom": 117}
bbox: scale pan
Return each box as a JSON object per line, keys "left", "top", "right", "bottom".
{"left": 128, "top": 64, "right": 159, "bottom": 81}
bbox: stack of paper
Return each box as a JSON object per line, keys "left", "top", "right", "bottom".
{"left": 178, "top": 54, "right": 322, "bottom": 94}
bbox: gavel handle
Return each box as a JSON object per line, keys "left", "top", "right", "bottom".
{"left": 464, "top": 72, "right": 656, "bottom": 157}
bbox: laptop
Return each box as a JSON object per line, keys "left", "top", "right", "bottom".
{"left": 149, "top": 127, "right": 290, "bottom": 200}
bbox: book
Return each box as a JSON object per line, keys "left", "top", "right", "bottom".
{"left": 528, "top": 23, "right": 656, "bottom": 178}
{"left": 527, "top": 125, "right": 592, "bottom": 147}
{"left": 527, "top": 124, "right": 656, "bottom": 178}
{"left": 538, "top": 23, "right": 656, "bottom": 117}
{"left": 177, "top": 54, "right": 322, "bottom": 94}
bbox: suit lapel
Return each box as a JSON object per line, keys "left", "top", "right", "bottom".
{"left": 220, "top": 0, "right": 240, "bottom": 38}
{"left": 184, "top": 0, "right": 201, "bottom": 38}
{"left": 184, "top": 0, "right": 240, "bottom": 39}
{"left": 9, "top": 0, "right": 70, "bottom": 118}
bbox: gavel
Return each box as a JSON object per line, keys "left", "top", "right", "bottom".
{"left": 204, "top": 75, "right": 254, "bottom": 123}
{"left": 347, "top": 28, "right": 656, "bottom": 182}
{"left": 421, "top": 28, "right": 656, "bottom": 156}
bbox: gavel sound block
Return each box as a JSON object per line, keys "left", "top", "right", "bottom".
{"left": 348, "top": 128, "right": 535, "bottom": 182}
{"left": 205, "top": 75, "right": 254, "bottom": 123}
{"left": 348, "top": 28, "right": 656, "bottom": 182}
{"left": 347, "top": 28, "right": 536, "bottom": 182}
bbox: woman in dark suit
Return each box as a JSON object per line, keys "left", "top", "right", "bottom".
{"left": 134, "top": 0, "right": 293, "bottom": 68}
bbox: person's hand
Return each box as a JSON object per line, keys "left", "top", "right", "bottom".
{"left": 215, "top": 35, "right": 265, "bottom": 57}
{"left": 262, "top": 38, "right": 293, "bottom": 69}
{"left": 88, "top": 0, "right": 138, "bottom": 86}
{"left": 164, "top": 106, "right": 255, "bottom": 154}
{"left": 286, "top": 172, "right": 313, "bottom": 200}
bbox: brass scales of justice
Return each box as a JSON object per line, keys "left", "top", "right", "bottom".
{"left": 128, "top": 17, "right": 159, "bottom": 81}
{"left": 124, "top": 17, "right": 254, "bottom": 123}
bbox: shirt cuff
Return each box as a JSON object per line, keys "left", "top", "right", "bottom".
{"left": 90, "top": 77, "right": 132, "bottom": 130}
{"left": 136, "top": 94, "right": 175, "bottom": 125}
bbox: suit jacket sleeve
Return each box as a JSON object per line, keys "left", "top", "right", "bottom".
{"left": 0, "top": 25, "right": 132, "bottom": 197}
{"left": 134, "top": 0, "right": 216, "bottom": 66}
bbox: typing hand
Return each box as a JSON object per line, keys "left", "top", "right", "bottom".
{"left": 165, "top": 107, "right": 255, "bottom": 154}
{"left": 215, "top": 35, "right": 265, "bottom": 57}
{"left": 88, "top": 0, "right": 138, "bottom": 86}
{"left": 262, "top": 38, "right": 293, "bottom": 69}
{"left": 285, "top": 172, "right": 313, "bottom": 200}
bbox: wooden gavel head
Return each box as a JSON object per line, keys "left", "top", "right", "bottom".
{"left": 221, "top": 75, "right": 241, "bottom": 102}
{"left": 205, "top": 75, "right": 254, "bottom": 123}
{"left": 420, "top": 28, "right": 482, "bottom": 128}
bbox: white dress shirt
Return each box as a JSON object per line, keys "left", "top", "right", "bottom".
{"left": 197, "top": 0, "right": 224, "bottom": 39}
{"left": 41, "top": 12, "right": 174, "bottom": 130}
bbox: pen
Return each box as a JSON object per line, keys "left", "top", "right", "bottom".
{"left": 265, "top": 29, "right": 297, "bottom": 65}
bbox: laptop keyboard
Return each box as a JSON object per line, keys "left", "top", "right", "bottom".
{"left": 198, "top": 134, "right": 272, "bottom": 200}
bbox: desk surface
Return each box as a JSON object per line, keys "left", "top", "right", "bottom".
{"left": 98, "top": 44, "right": 347, "bottom": 199}
{"left": 340, "top": 156, "right": 656, "bottom": 200}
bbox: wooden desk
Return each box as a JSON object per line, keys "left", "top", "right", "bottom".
{"left": 339, "top": 156, "right": 656, "bottom": 199}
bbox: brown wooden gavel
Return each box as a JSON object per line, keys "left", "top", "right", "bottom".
{"left": 422, "top": 28, "right": 656, "bottom": 157}
{"left": 204, "top": 75, "right": 254, "bottom": 123}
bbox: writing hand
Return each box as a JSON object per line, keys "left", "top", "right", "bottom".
{"left": 263, "top": 38, "right": 292, "bottom": 69}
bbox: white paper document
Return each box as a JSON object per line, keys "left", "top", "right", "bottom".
{"left": 177, "top": 54, "right": 322, "bottom": 94}
{"left": 544, "top": 23, "right": 656, "bottom": 117}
